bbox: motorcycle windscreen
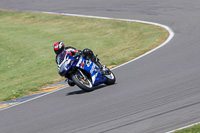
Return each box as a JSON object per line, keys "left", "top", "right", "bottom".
{"left": 57, "top": 51, "right": 67, "bottom": 65}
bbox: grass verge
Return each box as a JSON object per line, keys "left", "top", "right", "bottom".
{"left": 0, "top": 10, "right": 168, "bottom": 101}
{"left": 173, "top": 123, "right": 200, "bottom": 133}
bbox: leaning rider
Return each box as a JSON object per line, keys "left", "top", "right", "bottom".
{"left": 53, "top": 41, "right": 105, "bottom": 85}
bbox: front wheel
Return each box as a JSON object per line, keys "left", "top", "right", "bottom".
{"left": 71, "top": 71, "right": 94, "bottom": 92}
{"left": 104, "top": 70, "right": 116, "bottom": 85}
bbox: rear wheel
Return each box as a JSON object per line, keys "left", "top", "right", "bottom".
{"left": 104, "top": 70, "right": 116, "bottom": 85}
{"left": 71, "top": 71, "right": 93, "bottom": 92}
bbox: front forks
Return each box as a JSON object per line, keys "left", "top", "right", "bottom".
{"left": 77, "top": 69, "right": 87, "bottom": 80}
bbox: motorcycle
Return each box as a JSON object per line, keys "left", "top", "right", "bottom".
{"left": 57, "top": 51, "right": 116, "bottom": 92}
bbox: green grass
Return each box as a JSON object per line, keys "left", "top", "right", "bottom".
{"left": 173, "top": 124, "right": 200, "bottom": 133}
{"left": 0, "top": 10, "right": 168, "bottom": 101}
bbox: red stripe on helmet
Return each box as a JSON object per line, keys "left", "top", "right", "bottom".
{"left": 54, "top": 42, "right": 59, "bottom": 50}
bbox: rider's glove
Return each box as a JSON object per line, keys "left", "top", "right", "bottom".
{"left": 77, "top": 50, "right": 82, "bottom": 55}
{"left": 73, "top": 50, "right": 82, "bottom": 58}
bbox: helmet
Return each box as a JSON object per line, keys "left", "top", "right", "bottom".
{"left": 54, "top": 41, "right": 65, "bottom": 55}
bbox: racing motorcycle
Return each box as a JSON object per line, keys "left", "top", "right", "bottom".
{"left": 57, "top": 51, "right": 116, "bottom": 92}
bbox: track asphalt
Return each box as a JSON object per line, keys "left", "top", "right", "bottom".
{"left": 1, "top": 0, "right": 200, "bottom": 133}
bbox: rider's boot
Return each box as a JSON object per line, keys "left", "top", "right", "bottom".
{"left": 68, "top": 79, "right": 75, "bottom": 86}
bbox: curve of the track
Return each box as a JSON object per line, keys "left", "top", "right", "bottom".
{"left": 1, "top": 0, "right": 200, "bottom": 133}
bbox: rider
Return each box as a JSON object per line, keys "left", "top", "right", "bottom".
{"left": 53, "top": 41, "right": 105, "bottom": 86}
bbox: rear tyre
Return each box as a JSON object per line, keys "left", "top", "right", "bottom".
{"left": 104, "top": 70, "right": 116, "bottom": 85}
{"left": 71, "top": 71, "right": 94, "bottom": 92}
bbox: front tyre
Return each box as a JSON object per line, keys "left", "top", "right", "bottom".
{"left": 104, "top": 70, "right": 116, "bottom": 85}
{"left": 71, "top": 71, "right": 93, "bottom": 92}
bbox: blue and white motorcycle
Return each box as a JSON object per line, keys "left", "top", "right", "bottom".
{"left": 57, "top": 51, "right": 116, "bottom": 92}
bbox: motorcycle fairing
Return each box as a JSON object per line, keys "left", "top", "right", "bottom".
{"left": 76, "top": 57, "right": 106, "bottom": 85}
{"left": 57, "top": 53, "right": 77, "bottom": 76}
